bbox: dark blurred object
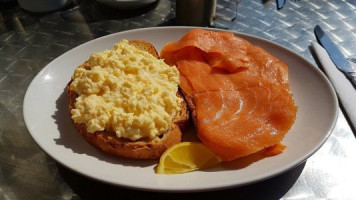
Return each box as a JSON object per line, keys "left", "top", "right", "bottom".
{"left": 277, "top": 0, "right": 286, "bottom": 9}
{"left": 175, "top": 0, "right": 237, "bottom": 27}
{"left": 17, "top": 0, "right": 72, "bottom": 12}
{"left": 176, "top": 0, "right": 217, "bottom": 26}
{"left": 0, "top": 0, "right": 13, "bottom": 3}
{"left": 95, "top": 0, "right": 157, "bottom": 9}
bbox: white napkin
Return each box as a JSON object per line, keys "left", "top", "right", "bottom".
{"left": 312, "top": 42, "right": 356, "bottom": 132}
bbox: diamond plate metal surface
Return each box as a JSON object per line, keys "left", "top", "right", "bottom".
{"left": 1, "top": 0, "right": 356, "bottom": 199}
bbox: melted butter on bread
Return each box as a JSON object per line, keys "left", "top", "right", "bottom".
{"left": 70, "top": 40, "right": 182, "bottom": 141}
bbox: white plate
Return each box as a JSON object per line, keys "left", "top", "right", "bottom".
{"left": 23, "top": 27, "right": 338, "bottom": 192}
{"left": 96, "top": 0, "right": 157, "bottom": 9}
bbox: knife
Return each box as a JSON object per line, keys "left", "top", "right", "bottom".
{"left": 277, "top": 0, "right": 286, "bottom": 9}
{"left": 312, "top": 42, "right": 356, "bottom": 133}
{"left": 314, "top": 25, "right": 356, "bottom": 88}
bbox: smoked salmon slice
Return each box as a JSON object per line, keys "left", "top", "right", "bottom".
{"left": 161, "top": 29, "right": 297, "bottom": 161}
{"left": 195, "top": 85, "right": 296, "bottom": 161}
{"left": 161, "top": 29, "right": 250, "bottom": 73}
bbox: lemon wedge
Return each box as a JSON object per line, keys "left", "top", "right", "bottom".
{"left": 156, "top": 142, "right": 221, "bottom": 174}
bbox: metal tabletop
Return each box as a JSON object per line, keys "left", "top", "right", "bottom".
{"left": 1, "top": 0, "right": 356, "bottom": 199}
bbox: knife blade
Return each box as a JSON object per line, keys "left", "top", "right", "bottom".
{"left": 277, "top": 0, "right": 286, "bottom": 9}
{"left": 314, "top": 25, "right": 356, "bottom": 88}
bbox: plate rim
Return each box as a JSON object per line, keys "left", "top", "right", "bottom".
{"left": 23, "top": 26, "right": 338, "bottom": 192}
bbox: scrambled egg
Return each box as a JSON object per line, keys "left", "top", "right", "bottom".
{"left": 70, "top": 40, "right": 182, "bottom": 141}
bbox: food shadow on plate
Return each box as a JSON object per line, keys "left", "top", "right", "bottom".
{"left": 57, "top": 161, "right": 305, "bottom": 200}
{"left": 182, "top": 123, "right": 278, "bottom": 172}
{"left": 52, "top": 88, "right": 157, "bottom": 168}
{"left": 201, "top": 149, "right": 277, "bottom": 173}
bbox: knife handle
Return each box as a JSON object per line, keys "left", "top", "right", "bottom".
{"left": 347, "top": 72, "right": 356, "bottom": 88}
